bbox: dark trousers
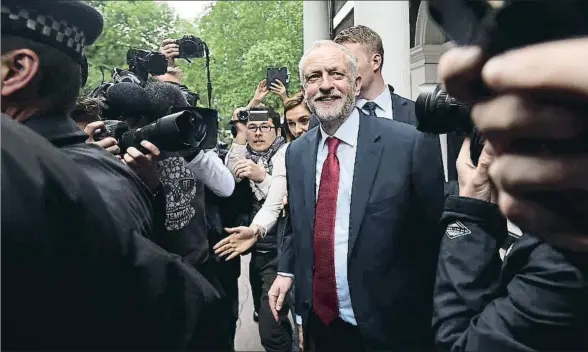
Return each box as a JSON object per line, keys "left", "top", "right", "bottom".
{"left": 215, "top": 258, "right": 240, "bottom": 351}
{"left": 186, "top": 259, "right": 233, "bottom": 351}
{"left": 307, "top": 311, "right": 365, "bottom": 352}
{"left": 250, "top": 251, "right": 293, "bottom": 352}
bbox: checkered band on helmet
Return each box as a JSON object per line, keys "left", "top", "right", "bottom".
{"left": 1, "top": 4, "right": 86, "bottom": 57}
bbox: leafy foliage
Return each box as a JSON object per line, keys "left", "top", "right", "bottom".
{"left": 84, "top": 1, "right": 303, "bottom": 124}
{"left": 83, "top": 1, "right": 197, "bottom": 92}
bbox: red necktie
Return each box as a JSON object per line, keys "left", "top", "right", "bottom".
{"left": 312, "top": 136, "right": 341, "bottom": 325}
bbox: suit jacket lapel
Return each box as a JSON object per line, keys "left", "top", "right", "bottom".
{"left": 304, "top": 124, "right": 321, "bottom": 236}
{"left": 348, "top": 110, "right": 383, "bottom": 259}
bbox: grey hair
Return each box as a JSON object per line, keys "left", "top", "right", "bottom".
{"left": 298, "top": 40, "right": 358, "bottom": 87}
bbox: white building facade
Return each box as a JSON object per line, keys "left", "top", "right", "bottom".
{"left": 303, "top": 0, "right": 462, "bottom": 181}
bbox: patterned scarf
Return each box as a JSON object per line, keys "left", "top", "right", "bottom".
{"left": 246, "top": 136, "right": 286, "bottom": 200}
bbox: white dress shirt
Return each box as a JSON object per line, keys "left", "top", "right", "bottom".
{"left": 185, "top": 149, "right": 235, "bottom": 197}
{"left": 314, "top": 108, "right": 360, "bottom": 325}
{"left": 356, "top": 85, "right": 393, "bottom": 120}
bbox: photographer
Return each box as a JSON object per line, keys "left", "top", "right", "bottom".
{"left": 123, "top": 81, "right": 235, "bottom": 351}
{"left": 432, "top": 137, "right": 588, "bottom": 351}
{"left": 1, "top": 1, "right": 218, "bottom": 349}
{"left": 438, "top": 39, "right": 588, "bottom": 252}
{"left": 222, "top": 105, "right": 293, "bottom": 352}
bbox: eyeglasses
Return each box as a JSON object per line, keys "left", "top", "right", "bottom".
{"left": 247, "top": 125, "right": 275, "bottom": 133}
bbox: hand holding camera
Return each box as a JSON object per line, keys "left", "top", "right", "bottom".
{"left": 160, "top": 38, "right": 180, "bottom": 65}
{"left": 457, "top": 137, "right": 496, "bottom": 204}
{"left": 84, "top": 121, "right": 121, "bottom": 155}
{"left": 123, "top": 140, "right": 161, "bottom": 192}
{"left": 440, "top": 39, "right": 588, "bottom": 251}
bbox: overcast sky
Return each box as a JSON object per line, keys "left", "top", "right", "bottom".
{"left": 164, "top": 1, "right": 215, "bottom": 19}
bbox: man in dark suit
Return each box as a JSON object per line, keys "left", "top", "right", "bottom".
{"left": 268, "top": 40, "right": 445, "bottom": 351}
{"left": 334, "top": 25, "right": 416, "bottom": 125}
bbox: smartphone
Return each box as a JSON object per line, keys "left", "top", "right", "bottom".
{"left": 248, "top": 110, "right": 269, "bottom": 122}
{"left": 267, "top": 67, "right": 288, "bottom": 88}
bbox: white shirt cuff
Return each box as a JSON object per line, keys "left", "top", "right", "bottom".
{"left": 296, "top": 315, "right": 302, "bottom": 325}
{"left": 277, "top": 272, "right": 293, "bottom": 278}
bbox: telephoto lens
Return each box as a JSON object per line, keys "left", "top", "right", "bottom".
{"left": 119, "top": 110, "right": 206, "bottom": 153}
{"left": 414, "top": 84, "right": 472, "bottom": 134}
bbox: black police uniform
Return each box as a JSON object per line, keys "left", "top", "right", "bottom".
{"left": 433, "top": 195, "right": 588, "bottom": 352}
{"left": 1, "top": 1, "right": 220, "bottom": 349}
{"left": 1, "top": 116, "right": 219, "bottom": 350}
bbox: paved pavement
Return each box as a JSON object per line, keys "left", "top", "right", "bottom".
{"left": 234, "top": 254, "right": 264, "bottom": 351}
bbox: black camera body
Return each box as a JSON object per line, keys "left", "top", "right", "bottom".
{"left": 126, "top": 48, "right": 168, "bottom": 83}
{"left": 237, "top": 110, "right": 249, "bottom": 123}
{"left": 94, "top": 120, "right": 130, "bottom": 142}
{"left": 175, "top": 35, "right": 205, "bottom": 59}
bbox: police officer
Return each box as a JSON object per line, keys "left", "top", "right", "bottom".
{"left": 432, "top": 138, "right": 588, "bottom": 351}
{"left": 0, "top": 1, "right": 219, "bottom": 349}
{"left": 0, "top": 0, "right": 163, "bottom": 239}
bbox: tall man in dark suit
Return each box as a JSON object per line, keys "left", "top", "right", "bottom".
{"left": 334, "top": 25, "right": 416, "bottom": 125}
{"left": 268, "top": 40, "right": 445, "bottom": 351}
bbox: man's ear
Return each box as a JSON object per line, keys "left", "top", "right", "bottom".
{"left": 1, "top": 49, "right": 40, "bottom": 97}
{"left": 354, "top": 75, "right": 363, "bottom": 97}
{"left": 372, "top": 53, "right": 382, "bottom": 72}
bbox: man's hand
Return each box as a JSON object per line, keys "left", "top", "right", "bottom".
{"left": 233, "top": 159, "right": 266, "bottom": 182}
{"left": 268, "top": 275, "right": 293, "bottom": 322}
{"left": 248, "top": 79, "right": 270, "bottom": 107}
{"left": 213, "top": 226, "right": 259, "bottom": 260}
{"left": 123, "top": 140, "right": 161, "bottom": 192}
{"left": 439, "top": 38, "right": 588, "bottom": 251}
{"left": 269, "top": 79, "right": 288, "bottom": 103}
{"left": 160, "top": 38, "right": 179, "bottom": 65}
{"left": 84, "top": 121, "right": 121, "bottom": 155}
{"left": 231, "top": 107, "right": 249, "bottom": 144}
{"left": 457, "top": 138, "right": 497, "bottom": 203}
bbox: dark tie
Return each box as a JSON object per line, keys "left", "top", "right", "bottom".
{"left": 362, "top": 101, "right": 378, "bottom": 117}
{"left": 312, "top": 137, "right": 341, "bottom": 325}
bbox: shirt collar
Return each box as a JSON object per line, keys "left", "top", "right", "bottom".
{"left": 318, "top": 107, "right": 360, "bottom": 148}
{"left": 356, "top": 85, "right": 391, "bottom": 111}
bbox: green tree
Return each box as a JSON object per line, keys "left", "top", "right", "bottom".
{"left": 83, "top": 0, "right": 304, "bottom": 126}
{"left": 177, "top": 1, "right": 303, "bottom": 122}
{"left": 83, "top": 0, "right": 197, "bottom": 91}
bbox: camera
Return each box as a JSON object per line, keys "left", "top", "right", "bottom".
{"left": 415, "top": 84, "right": 472, "bottom": 135}
{"left": 237, "top": 110, "right": 249, "bottom": 123}
{"left": 415, "top": 84, "right": 484, "bottom": 166}
{"left": 94, "top": 120, "right": 130, "bottom": 142}
{"left": 126, "top": 48, "right": 168, "bottom": 83}
{"left": 175, "top": 35, "right": 205, "bottom": 59}
{"left": 119, "top": 110, "right": 207, "bottom": 153}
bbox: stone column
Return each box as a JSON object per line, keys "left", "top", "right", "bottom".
{"left": 354, "top": 1, "right": 412, "bottom": 98}
{"left": 303, "top": 1, "right": 330, "bottom": 52}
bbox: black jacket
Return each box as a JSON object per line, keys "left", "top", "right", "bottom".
{"left": 2, "top": 115, "right": 219, "bottom": 350}
{"left": 433, "top": 195, "right": 588, "bottom": 352}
